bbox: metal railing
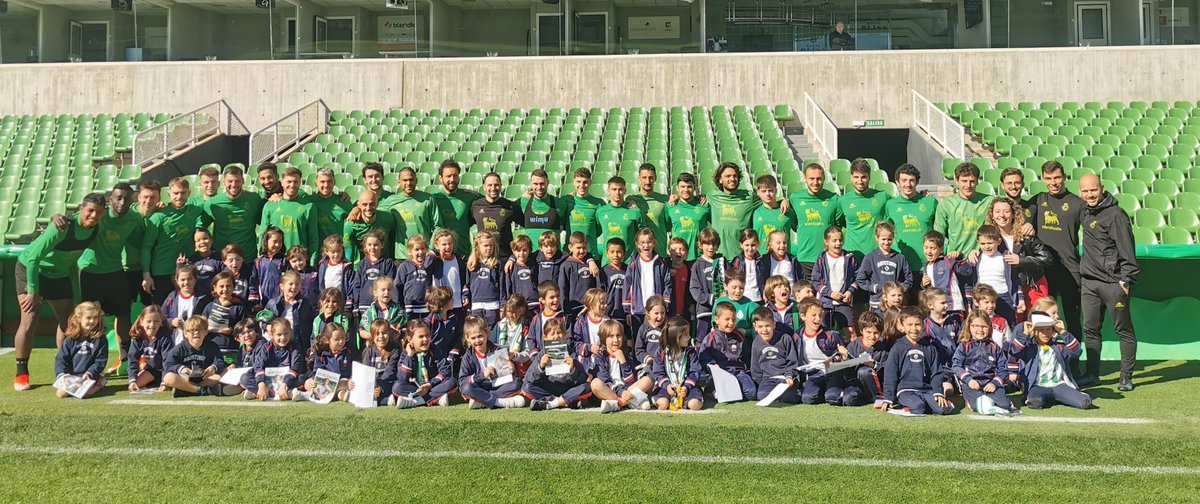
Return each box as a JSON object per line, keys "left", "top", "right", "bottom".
{"left": 132, "top": 99, "right": 249, "bottom": 167}
{"left": 801, "top": 92, "right": 838, "bottom": 160}
{"left": 249, "top": 99, "right": 330, "bottom": 164}
{"left": 912, "top": 89, "right": 966, "bottom": 160}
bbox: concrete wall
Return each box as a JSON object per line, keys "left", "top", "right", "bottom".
{"left": 1, "top": 45, "right": 1200, "bottom": 131}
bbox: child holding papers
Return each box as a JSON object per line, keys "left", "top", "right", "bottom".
{"left": 390, "top": 319, "right": 458, "bottom": 409}
{"left": 588, "top": 320, "right": 654, "bottom": 412}
{"left": 697, "top": 302, "right": 757, "bottom": 402}
{"left": 749, "top": 307, "right": 801, "bottom": 405}
{"left": 651, "top": 317, "right": 703, "bottom": 411}
{"left": 843, "top": 312, "right": 890, "bottom": 408}
{"left": 460, "top": 315, "right": 526, "bottom": 409}
{"left": 523, "top": 319, "right": 591, "bottom": 410}
{"left": 53, "top": 302, "right": 109, "bottom": 399}
{"left": 293, "top": 323, "right": 352, "bottom": 403}
{"left": 794, "top": 300, "right": 850, "bottom": 405}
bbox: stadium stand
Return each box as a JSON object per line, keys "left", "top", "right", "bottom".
{"left": 939, "top": 100, "right": 1200, "bottom": 246}
{"left": 0, "top": 112, "right": 170, "bottom": 242}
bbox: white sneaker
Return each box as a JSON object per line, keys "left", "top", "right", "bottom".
{"left": 291, "top": 390, "right": 308, "bottom": 402}
{"left": 497, "top": 395, "right": 527, "bottom": 408}
{"left": 600, "top": 399, "right": 621, "bottom": 413}
{"left": 386, "top": 395, "right": 397, "bottom": 406}
{"left": 396, "top": 396, "right": 426, "bottom": 409}
{"left": 437, "top": 394, "right": 450, "bottom": 407}
{"left": 242, "top": 390, "right": 255, "bottom": 400}
{"left": 638, "top": 398, "right": 652, "bottom": 410}
{"left": 469, "top": 399, "right": 483, "bottom": 410}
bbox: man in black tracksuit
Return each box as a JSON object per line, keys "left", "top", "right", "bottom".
{"left": 1078, "top": 174, "right": 1140, "bottom": 391}
{"left": 1030, "top": 162, "right": 1086, "bottom": 377}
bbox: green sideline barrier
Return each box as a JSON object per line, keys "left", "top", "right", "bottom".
{"left": 2, "top": 245, "right": 1199, "bottom": 360}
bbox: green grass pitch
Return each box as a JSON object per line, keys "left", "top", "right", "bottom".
{"left": 2, "top": 349, "right": 1199, "bottom": 503}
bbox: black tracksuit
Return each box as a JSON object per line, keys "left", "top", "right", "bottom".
{"left": 1079, "top": 192, "right": 1140, "bottom": 376}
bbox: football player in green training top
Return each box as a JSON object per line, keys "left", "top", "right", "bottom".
{"left": 787, "top": 163, "right": 841, "bottom": 272}
{"left": 343, "top": 188, "right": 397, "bottom": 263}
{"left": 75, "top": 183, "right": 144, "bottom": 371}
{"left": 563, "top": 168, "right": 605, "bottom": 256}
{"left": 362, "top": 163, "right": 393, "bottom": 201}
{"left": 884, "top": 163, "right": 937, "bottom": 274}
{"left": 627, "top": 164, "right": 670, "bottom": 258}
{"left": 260, "top": 167, "right": 319, "bottom": 259}
{"left": 516, "top": 169, "right": 567, "bottom": 245}
{"left": 935, "top": 162, "right": 993, "bottom": 258}
{"left": 666, "top": 173, "right": 710, "bottom": 261}
{"left": 430, "top": 159, "right": 479, "bottom": 257}
{"left": 379, "top": 167, "right": 438, "bottom": 260}
{"left": 704, "top": 163, "right": 767, "bottom": 260}
{"left": 143, "top": 177, "right": 206, "bottom": 297}
{"left": 750, "top": 174, "right": 797, "bottom": 256}
{"left": 838, "top": 159, "right": 890, "bottom": 260}
{"left": 205, "top": 165, "right": 265, "bottom": 265}
{"left": 596, "top": 176, "right": 644, "bottom": 252}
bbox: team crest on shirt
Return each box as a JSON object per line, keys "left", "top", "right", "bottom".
{"left": 727, "top": 341, "right": 740, "bottom": 354}
{"left": 646, "top": 330, "right": 661, "bottom": 344}
{"left": 935, "top": 266, "right": 945, "bottom": 275}
{"left": 1089, "top": 220, "right": 1097, "bottom": 229}
{"left": 77, "top": 341, "right": 95, "bottom": 355}
{"left": 703, "top": 266, "right": 713, "bottom": 276}
{"left": 987, "top": 355, "right": 996, "bottom": 363}
{"left": 906, "top": 349, "right": 924, "bottom": 363}
{"left": 577, "top": 266, "right": 591, "bottom": 279}
{"left": 919, "top": 204, "right": 927, "bottom": 212}
{"left": 760, "top": 346, "right": 780, "bottom": 360}
{"left": 1062, "top": 202, "right": 1070, "bottom": 211}
{"left": 413, "top": 270, "right": 428, "bottom": 282}
{"left": 879, "top": 260, "right": 897, "bottom": 276}
{"left": 478, "top": 268, "right": 491, "bottom": 279}
{"left": 517, "top": 270, "right": 532, "bottom": 281}
{"left": 499, "top": 209, "right": 509, "bottom": 217}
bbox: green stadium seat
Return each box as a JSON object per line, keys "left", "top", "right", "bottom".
{"left": 1169, "top": 208, "right": 1200, "bottom": 233}
{"left": 1143, "top": 193, "right": 1173, "bottom": 212}
{"left": 1132, "top": 226, "right": 1158, "bottom": 245}
{"left": 1161, "top": 226, "right": 1195, "bottom": 244}
{"left": 1114, "top": 193, "right": 1141, "bottom": 214}
{"left": 1121, "top": 179, "right": 1150, "bottom": 198}
{"left": 1134, "top": 208, "right": 1167, "bottom": 233}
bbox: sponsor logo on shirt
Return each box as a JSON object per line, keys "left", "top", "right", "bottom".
{"left": 804, "top": 208, "right": 822, "bottom": 224}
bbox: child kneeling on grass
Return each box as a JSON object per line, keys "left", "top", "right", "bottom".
{"left": 843, "top": 311, "right": 889, "bottom": 408}
{"left": 54, "top": 302, "right": 109, "bottom": 399}
{"left": 391, "top": 319, "right": 458, "bottom": 408}
{"left": 882, "top": 307, "right": 954, "bottom": 415}
{"left": 240, "top": 317, "right": 305, "bottom": 401}
{"left": 460, "top": 315, "right": 526, "bottom": 410}
{"left": 523, "top": 319, "right": 591, "bottom": 411}
{"left": 1009, "top": 307, "right": 1092, "bottom": 410}
{"left": 652, "top": 317, "right": 703, "bottom": 411}
{"left": 163, "top": 316, "right": 227, "bottom": 397}
{"left": 698, "top": 301, "right": 757, "bottom": 402}
{"left": 589, "top": 320, "right": 655, "bottom": 412}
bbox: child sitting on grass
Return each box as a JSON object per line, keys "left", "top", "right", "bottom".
{"left": 54, "top": 302, "right": 109, "bottom": 399}
{"left": 523, "top": 319, "right": 591, "bottom": 411}
{"left": 1009, "top": 307, "right": 1092, "bottom": 410}
{"left": 163, "top": 316, "right": 226, "bottom": 397}
{"left": 391, "top": 319, "right": 458, "bottom": 408}
{"left": 750, "top": 307, "right": 801, "bottom": 405}
{"left": 953, "top": 310, "right": 1015, "bottom": 416}
{"left": 652, "top": 316, "right": 703, "bottom": 411}
{"left": 882, "top": 307, "right": 954, "bottom": 415}
{"left": 588, "top": 320, "right": 655, "bottom": 412}
{"left": 460, "top": 315, "right": 526, "bottom": 410}
{"left": 127, "top": 305, "right": 172, "bottom": 393}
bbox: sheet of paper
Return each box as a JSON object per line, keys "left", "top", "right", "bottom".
{"left": 492, "top": 374, "right": 514, "bottom": 387}
{"left": 219, "top": 367, "right": 251, "bottom": 386}
{"left": 349, "top": 362, "right": 377, "bottom": 409}
{"left": 887, "top": 408, "right": 926, "bottom": 417}
{"left": 53, "top": 374, "right": 95, "bottom": 399}
{"left": 487, "top": 348, "right": 514, "bottom": 385}
{"left": 797, "top": 352, "right": 871, "bottom": 375}
{"left": 545, "top": 364, "right": 571, "bottom": 376}
{"left": 755, "top": 382, "right": 790, "bottom": 407}
{"left": 263, "top": 367, "right": 290, "bottom": 401}
{"left": 708, "top": 364, "right": 743, "bottom": 403}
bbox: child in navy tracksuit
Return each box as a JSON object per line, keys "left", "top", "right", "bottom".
{"left": 958, "top": 225, "right": 1024, "bottom": 326}
{"left": 559, "top": 233, "right": 598, "bottom": 325}
{"left": 688, "top": 229, "right": 725, "bottom": 339}
{"left": 54, "top": 302, "right": 109, "bottom": 399}
{"left": 358, "top": 277, "right": 404, "bottom": 347}
{"left": 350, "top": 230, "right": 398, "bottom": 315}
{"left": 220, "top": 319, "right": 263, "bottom": 396}
{"left": 431, "top": 229, "right": 468, "bottom": 317}
{"left": 729, "top": 230, "right": 763, "bottom": 303}
{"left": 466, "top": 231, "right": 505, "bottom": 326}
{"left": 1008, "top": 309, "right": 1091, "bottom": 410}
{"left": 652, "top": 316, "right": 703, "bottom": 411}
{"left": 588, "top": 319, "right": 655, "bottom": 412}
{"left": 355, "top": 319, "right": 398, "bottom": 406}
{"left": 523, "top": 318, "right": 591, "bottom": 410}
{"left": 127, "top": 305, "right": 173, "bottom": 392}
{"left": 240, "top": 318, "right": 306, "bottom": 401}
{"left": 855, "top": 221, "right": 912, "bottom": 310}
{"left": 921, "top": 287, "right": 964, "bottom": 365}
{"left": 756, "top": 230, "right": 803, "bottom": 286}
{"left": 163, "top": 316, "right": 227, "bottom": 397}
{"left": 523, "top": 281, "right": 567, "bottom": 359}
{"left": 202, "top": 272, "right": 248, "bottom": 352}
{"left": 265, "top": 270, "right": 317, "bottom": 353}
{"left": 570, "top": 288, "right": 611, "bottom": 362}
{"left": 793, "top": 301, "right": 850, "bottom": 405}
{"left": 535, "top": 231, "right": 566, "bottom": 294}
{"left": 749, "top": 308, "right": 801, "bottom": 404}
{"left": 921, "top": 231, "right": 968, "bottom": 314}
{"left": 844, "top": 311, "right": 890, "bottom": 407}
{"left": 953, "top": 310, "right": 1015, "bottom": 415}
{"left": 295, "top": 322, "right": 353, "bottom": 403}
{"left": 317, "top": 239, "right": 354, "bottom": 316}
{"left": 183, "top": 228, "right": 222, "bottom": 298}
{"left": 883, "top": 308, "right": 954, "bottom": 415}
{"left": 633, "top": 296, "right": 668, "bottom": 373}
{"left": 504, "top": 235, "right": 540, "bottom": 309}
{"left": 600, "top": 238, "right": 629, "bottom": 325}
{"left": 460, "top": 315, "right": 526, "bottom": 409}
{"left": 249, "top": 227, "right": 288, "bottom": 308}
{"left": 163, "top": 266, "right": 211, "bottom": 346}
{"left": 698, "top": 302, "right": 757, "bottom": 401}
{"left": 624, "top": 229, "right": 673, "bottom": 337}
{"left": 424, "top": 286, "right": 463, "bottom": 373}
{"left": 811, "top": 226, "right": 858, "bottom": 332}
{"left": 394, "top": 235, "right": 436, "bottom": 321}
{"left": 391, "top": 319, "right": 458, "bottom": 408}
{"left": 286, "top": 247, "right": 321, "bottom": 308}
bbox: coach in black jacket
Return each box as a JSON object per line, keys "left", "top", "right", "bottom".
{"left": 1078, "top": 174, "right": 1140, "bottom": 392}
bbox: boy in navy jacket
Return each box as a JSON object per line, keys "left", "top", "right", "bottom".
{"left": 504, "top": 235, "right": 540, "bottom": 309}
{"left": 559, "top": 233, "right": 599, "bottom": 325}
{"left": 793, "top": 300, "right": 850, "bottom": 405}
{"left": 1008, "top": 311, "right": 1091, "bottom": 410}
{"left": 882, "top": 307, "right": 954, "bottom": 415}
{"left": 393, "top": 250, "right": 435, "bottom": 320}
{"left": 855, "top": 221, "right": 912, "bottom": 309}
{"left": 524, "top": 281, "right": 568, "bottom": 358}
{"left": 697, "top": 302, "right": 757, "bottom": 401}
{"left": 688, "top": 229, "right": 725, "bottom": 339}
{"left": 599, "top": 238, "right": 629, "bottom": 324}
{"left": 163, "top": 316, "right": 227, "bottom": 397}
{"left": 844, "top": 311, "right": 890, "bottom": 407}
{"left": 921, "top": 231, "right": 968, "bottom": 313}
{"left": 749, "top": 307, "right": 801, "bottom": 404}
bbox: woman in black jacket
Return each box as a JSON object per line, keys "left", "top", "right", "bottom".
{"left": 980, "top": 196, "right": 1053, "bottom": 317}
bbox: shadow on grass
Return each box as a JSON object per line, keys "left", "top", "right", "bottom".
{"left": 1130, "top": 360, "right": 1200, "bottom": 388}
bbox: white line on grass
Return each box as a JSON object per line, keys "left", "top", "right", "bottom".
{"left": 0, "top": 348, "right": 14, "bottom": 356}
{"left": 109, "top": 399, "right": 286, "bottom": 408}
{"left": 969, "top": 415, "right": 1155, "bottom": 425}
{"left": 567, "top": 407, "right": 727, "bottom": 415}
{"left": 1, "top": 445, "right": 1196, "bottom": 476}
